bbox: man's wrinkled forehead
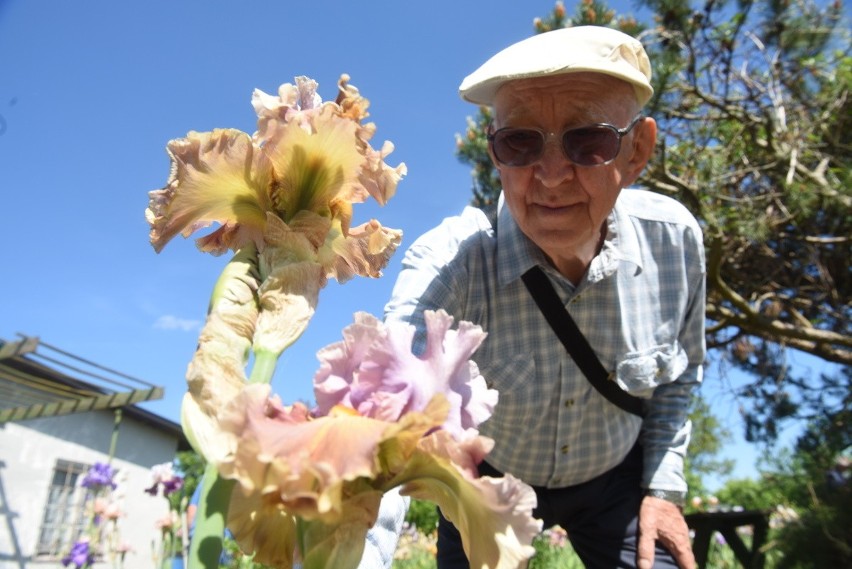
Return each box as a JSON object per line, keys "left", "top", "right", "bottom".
{"left": 492, "top": 73, "right": 639, "bottom": 123}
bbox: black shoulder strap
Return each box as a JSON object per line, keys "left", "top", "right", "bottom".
{"left": 521, "top": 266, "right": 646, "bottom": 418}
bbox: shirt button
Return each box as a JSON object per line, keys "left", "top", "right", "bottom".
{"left": 564, "top": 398, "right": 574, "bottom": 408}
{"left": 561, "top": 444, "right": 570, "bottom": 454}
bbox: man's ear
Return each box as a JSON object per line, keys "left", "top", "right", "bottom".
{"left": 623, "top": 116, "right": 657, "bottom": 185}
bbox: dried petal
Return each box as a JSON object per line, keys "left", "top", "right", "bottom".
{"left": 182, "top": 246, "right": 259, "bottom": 462}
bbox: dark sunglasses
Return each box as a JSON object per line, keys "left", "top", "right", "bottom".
{"left": 488, "top": 115, "right": 645, "bottom": 168}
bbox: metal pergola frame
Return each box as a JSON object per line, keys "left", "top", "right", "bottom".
{"left": 0, "top": 335, "right": 165, "bottom": 424}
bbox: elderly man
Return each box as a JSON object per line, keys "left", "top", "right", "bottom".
{"left": 365, "top": 26, "right": 705, "bottom": 569}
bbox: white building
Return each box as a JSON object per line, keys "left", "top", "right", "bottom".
{"left": 0, "top": 337, "right": 191, "bottom": 569}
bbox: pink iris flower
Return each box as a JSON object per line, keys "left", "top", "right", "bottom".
{"left": 218, "top": 310, "right": 541, "bottom": 569}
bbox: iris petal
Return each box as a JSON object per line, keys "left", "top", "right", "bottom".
{"left": 388, "top": 431, "right": 542, "bottom": 569}
{"left": 297, "top": 490, "right": 384, "bottom": 569}
{"left": 146, "top": 129, "right": 270, "bottom": 254}
{"left": 314, "top": 310, "right": 497, "bottom": 437}
{"left": 218, "top": 385, "right": 443, "bottom": 521}
{"left": 227, "top": 488, "right": 299, "bottom": 568}
{"left": 264, "top": 110, "right": 363, "bottom": 221}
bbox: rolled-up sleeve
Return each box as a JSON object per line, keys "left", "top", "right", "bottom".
{"left": 357, "top": 488, "right": 410, "bottom": 568}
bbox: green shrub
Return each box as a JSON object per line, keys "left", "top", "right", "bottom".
{"left": 405, "top": 499, "right": 440, "bottom": 536}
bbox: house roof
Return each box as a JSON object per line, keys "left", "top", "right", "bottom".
{"left": 0, "top": 336, "right": 186, "bottom": 448}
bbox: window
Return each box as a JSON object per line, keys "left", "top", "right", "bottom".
{"left": 35, "top": 459, "right": 89, "bottom": 558}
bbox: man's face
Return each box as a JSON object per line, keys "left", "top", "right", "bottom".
{"left": 490, "top": 73, "right": 652, "bottom": 275}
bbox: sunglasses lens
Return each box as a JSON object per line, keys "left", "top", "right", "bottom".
{"left": 492, "top": 130, "right": 544, "bottom": 167}
{"left": 563, "top": 126, "right": 620, "bottom": 166}
{"left": 491, "top": 121, "right": 631, "bottom": 167}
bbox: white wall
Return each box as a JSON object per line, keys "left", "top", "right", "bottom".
{"left": 0, "top": 410, "right": 182, "bottom": 569}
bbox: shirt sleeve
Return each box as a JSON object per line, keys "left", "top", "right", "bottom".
{"left": 641, "top": 224, "right": 706, "bottom": 493}
{"left": 384, "top": 208, "right": 483, "bottom": 346}
{"left": 357, "top": 488, "right": 410, "bottom": 568}
{"left": 360, "top": 211, "right": 481, "bottom": 565}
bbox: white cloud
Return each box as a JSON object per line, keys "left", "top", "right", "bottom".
{"left": 154, "top": 315, "right": 202, "bottom": 332}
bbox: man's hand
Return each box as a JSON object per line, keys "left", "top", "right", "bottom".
{"left": 636, "top": 495, "right": 695, "bottom": 569}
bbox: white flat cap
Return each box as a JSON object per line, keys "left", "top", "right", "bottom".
{"left": 459, "top": 26, "right": 653, "bottom": 106}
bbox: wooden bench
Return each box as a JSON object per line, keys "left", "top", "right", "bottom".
{"left": 686, "top": 510, "right": 771, "bottom": 568}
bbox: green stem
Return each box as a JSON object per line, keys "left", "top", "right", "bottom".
{"left": 160, "top": 531, "right": 173, "bottom": 569}
{"left": 108, "top": 408, "right": 122, "bottom": 461}
{"left": 248, "top": 349, "right": 279, "bottom": 384}
{"left": 296, "top": 517, "right": 307, "bottom": 564}
{"left": 188, "top": 463, "right": 235, "bottom": 569}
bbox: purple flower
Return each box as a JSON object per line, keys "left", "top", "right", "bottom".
{"left": 62, "top": 540, "right": 94, "bottom": 569}
{"left": 144, "top": 462, "right": 184, "bottom": 496}
{"left": 81, "top": 462, "right": 116, "bottom": 491}
{"left": 162, "top": 476, "right": 184, "bottom": 496}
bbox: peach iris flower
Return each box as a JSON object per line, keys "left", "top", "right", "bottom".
{"left": 145, "top": 76, "right": 405, "bottom": 464}
{"left": 219, "top": 310, "right": 542, "bottom": 569}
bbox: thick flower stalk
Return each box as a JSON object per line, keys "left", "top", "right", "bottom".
{"left": 218, "top": 310, "right": 542, "bottom": 569}
{"left": 146, "top": 75, "right": 405, "bottom": 567}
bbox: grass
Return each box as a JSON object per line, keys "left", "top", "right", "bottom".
{"left": 391, "top": 526, "right": 583, "bottom": 569}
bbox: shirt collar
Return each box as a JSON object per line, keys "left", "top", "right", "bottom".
{"left": 606, "top": 196, "right": 644, "bottom": 273}
{"left": 495, "top": 192, "right": 644, "bottom": 287}
{"left": 496, "top": 202, "right": 547, "bottom": 287}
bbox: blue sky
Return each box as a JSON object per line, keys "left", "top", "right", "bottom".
{"left": 1, "top": 0, "right": 807, "bottom": 490}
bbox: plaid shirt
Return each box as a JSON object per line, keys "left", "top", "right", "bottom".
{"left": 384, "top": 188, "right": 706, "bottom": 491}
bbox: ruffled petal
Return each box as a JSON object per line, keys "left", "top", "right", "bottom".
{"left": 228, "top": 485, "right": 383, "bottom": 569}
{"left": 359, "top": 139, "right": 407, "bottom": 206}
{"left": 333, "top": 76, "right": 406, "bottom": 206}
{"left": 219, "top": 385, "right": 446, "bottom": 517}
{"left": 149, "top": 76, "right": 404, "bottom": 261}
{"left": 388, "top": 430, "right": 541, "bottom": 569}
{"left": 314, "top": 310, "right": 497, "bottom": 438}
{"left": 318, "top": 218, "right": 403, "bottom": 283}
{"left": 298, "top": 489, "right": 384, "bottom": 569}
{"left": 220, "top": 386, "right": 400, "bottom": 520}
{"left": 252, "top": 77, "right": 322, "bottom": 143}
{"left": 146, "top": 129, "right": 270, "bottom": 254}
{"left": 334, "top": 74, "right": 371, "bottom": 123}
{"left": 313, "top": 312, "right": 386, "bottom": 414}
{"left": 228, "top": 487, "right": 299, "bottom": 568}
{"left": 264, "top": 108, "right": 364, "bottom": 221}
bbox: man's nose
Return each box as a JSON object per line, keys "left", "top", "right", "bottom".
{"left": 534, "top": 137, "right": 575, "bottom": 187}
